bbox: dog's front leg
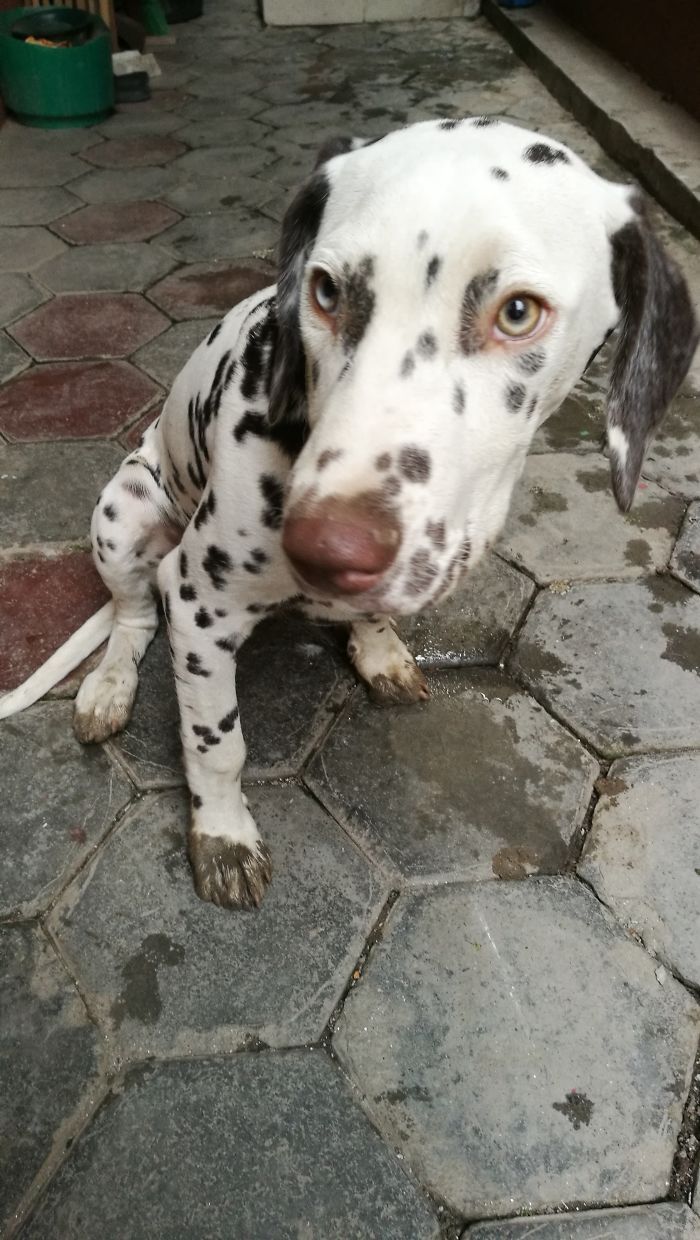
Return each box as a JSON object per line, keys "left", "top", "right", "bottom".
{"left": 158, "top": 547, "right": 271, "bottom": 910}
{"left": 348, "top": 615, "right": 429, "bottom": 706}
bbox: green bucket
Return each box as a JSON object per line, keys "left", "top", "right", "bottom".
{"left": 0, "top": 6, "right": 114, "bottom": 128}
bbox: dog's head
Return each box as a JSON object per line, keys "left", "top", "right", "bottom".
{"left": 271, "top": 119, "right": 697, "bottom": 614}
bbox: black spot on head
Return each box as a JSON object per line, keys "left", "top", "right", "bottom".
{"left": 186, "top": 652, "right": 210, "bottom": 678}
{"left": 260, "top": 474, "right": 284, "bottom": 530}
{"left": 375, "top": 452, "right": 391, "bottom": 471}
{"left": 439, "top": 118, "right": 460, "bottom": 130}
{"left": 453, "top": 382, "right": 466, "bottom": 415}
{"left": 180, "top": 583, "right": 197, "bottom": 603}
{"left": 96, "top": 536, "right": 104, "bottom": 549}
{"left": 400, "top": 351, "right": 416, "bottom": 378}
{"left": 339, "top": 256, "right": 376, "bottom": 354}
{"left": 491, "top": 167, "right": 509, "bottom": 181}
{"left": 416, "top": 331, "right": 437, "bottom": 359}
{"left": 192, "top": 794, "right": 203, "bottom": 809}
{"left": 207, "top": 322, "right": 222, "bottom": 346}
{"left": 202, "top": 545, "right": 232, "bottom": 591}
{"left": 461, "top": 269, "right": 499, "bottom": 354}
{"left": 382, "top": 475, "right": 401, "bottom": 499}
{"left": 517, "top": 349, "right": 545, "bottom": 375}
{"left": 426, "top": 256, "right": 441, "bottom": 288}
{"left": 426, "top": 519, "right": 446, "bottom": 550}
{"left": 472, "top": 115, "right": 496, "bottom": 127}
{"left": 180, "top": 550, "right": 188, "bottom": 578}
{"left": 506, "top": 383, "right": 527, "bottom": 413}
{"left": 398, "top": 446, "right": 431, "bottom": 483}
{"left": 524, "top": 142, "right": 570, "bottom": 166}
{"left": 406, "top": 547, "right": 438, "bottom": 595}
{"left": 194, "top": 607, "right": 213, "bottom": 628}
{"left": 219, "top": 707, "right": 239, "bottom": 733}
{"left": 317, "top": 448, "right": 343, "bottom": 471}
{"left": 103, "top": 504, "right": 117, "bottom": 521}
{"left": 105, "top": 540, "right": 116, "bottom": 552}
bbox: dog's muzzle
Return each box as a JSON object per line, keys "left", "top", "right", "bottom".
{"left": 282, "top": 493, "right": 401, "bottom": 596}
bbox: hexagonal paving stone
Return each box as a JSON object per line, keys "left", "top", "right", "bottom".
{"left": 307, "top": 668, "right": 598, "bottom": 882}
{"left": 0, "top": 703, "right": 132, "bottom": 919}
{"left": 499, "top": 455, "right": 684, "bottom": 583}
{"left": 169, "top": 144, "right": 277, "bottom": 182}
{"left": 672, "top": 502, "right": 700, "bottom": 593}
{"left": 397, "top": 553, "right": 535, "bottom": 668}
{"left": 36, "top": 242, "right": 175, "bottom": 295}
{"left": 0, "top": 924, "right": 100, "bottom": 1232}
{"left": 50, "top": 201, "right": 180, "bottom": 244}
{"left": 0, "top": 331, "right": 30, "bottom": 382}
{"left": 0, "top": 361, "right": 160, "bottom": 442}
{"left": 132, "top": 318, "right": 219, "bottom": 388}
{"left": 48, "top": 785, "right": 386, "bottom": 1055}
{"left": 0, "top": 225, "right": 66, "bottom": 272}
{"left": 110, "top": 614, "right": 353, "bottom": 788}
{"left": 174, "top": 116, "right": 268, "bottom": 149}
{"left": 21, "top": 1054, "right": 438, "bottom": 1240}
{"left": 0, "top": 441, "right": 122, "bottom": 550}
{"left": 464, "top": 1203, "right": 700, "bottom": 1238}
{"left": 10, "top": 293, "right": 168, "bottom": 361}
{"left": 82, "top": 135, "right": 188, "bottom": 168}
{"left": 147, "top": 259, "right": 275, "bottom": 320}
{"left": 643, "top": 394, "right": 700, "bottom": 499}
{"left": 530, "top": 391, "right": 605, "bottom": 454}
{"left": 0, "top": 146, "right": 87, "bottom": 188}
{"left": 0, "top": 273, "right": 47, "bottom": 329}
{"left": 579, "top": 752, "right": 700, "bottom": 988}
{"left": 333, "top": 878, "right": 700, "bottom": 1219}
{"left": 161, "top": 174, "right": 275, "bottom": 217}
{"left": 0, "top": 551, "right": 108, "bottom": 692}
{"left": 512, "top": 578, "right": 700, "bottom": 756}
{"left": 157, "top": 212, "right": 277, "bottom": 263}
{"left": 0, "top": 187, "right": 80, "bottom": 226}
{"left": 68, "top": 165, "right": 182, "bottom": 206}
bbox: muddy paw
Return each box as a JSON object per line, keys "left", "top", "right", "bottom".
{"left": 73, "top": 666, "right": 137, "bottom": 744}
{"left": 189, "top": 834, "right": 273, "bottom": 910}
{"left": 367, "top": 660, "right": 430, "bottom": 706}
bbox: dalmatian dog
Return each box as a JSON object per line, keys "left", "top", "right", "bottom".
{"left": 1, "top": 119, "right": 696, "bottom": 909}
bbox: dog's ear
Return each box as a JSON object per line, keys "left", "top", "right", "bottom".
{"left": 268, "top": 136, "right": 373, "bottom": 426}
{"left": 606, "top": 195, "right": 698, "bottom": 510}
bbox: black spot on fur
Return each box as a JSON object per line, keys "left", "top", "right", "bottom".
{"left": 192, "top": 724, "right": 219, "bottom": 745}
{"left": 192, "top": 793, "right": 203, "bottom": 809}
{"left": 439, "top": 119, "right": 460, "bottom": 130}
{"left": 180, "top": 550, "right": 188, "bottom": 578}
{"left": 506, "top": 383, "right": 527, "bottom": 412}
{"left": 340, "top": 256, "right": 376, "bottom": 353}
{"left": 207, "top": 322, "right": 222, "bottom": 346}
{"left": 243, "top": 548, "right": 268, "bottom": 575}
{"left": 103, "top": 504, "right": 117, "bottom": 521}
{"left": 260, "top": 474, "right": 284, "bottom": 530}
{"left": 311, "top": 359, "right": 320, "bottom": 387}
{"left": 202, "top": 544, "right": 232, "bottom": 591}
{"left": 400, "top": 352, "right": 415, "bottom": 378}
{"left": 375, "top": 452, "right": 391, "bottom": 471}
{"left": 426, "top": 519, "right": 446, "bottom": 550}
{"left": 186, "top": 652, "right": 210, "bottom": 678}
{"left": 461, "top": 269, "right": 499, "bottom": 354}
{"left": 215, "top": 635, "right": 238, "bottom": 655}
{"left": 163, "top": 592, "right": 171, "bottom": 624}
{"left": 383, "top": 476, "right": 401, "bottom": 499}
{"left": 524, "top": 142, "right": 570, "bottom": 166}
{"left": 317, "top": 448, "right": 342, "bottom": 471}
{"left": 453, "top": 382, "right": 466, "bottom": 415}
{"left": 426, "top": 256, "right": 441, "bottom": 288}
{"left": 399, "top": 446, "right": 431, "bottom": 483}
{"left": 105, "top": 540, "right": 116, "bottom": 552}
{"left": 491, "top": 167, "right": 509, "bottom": 181}
{"left": 219, "top": 707, "right": 239, "bottom": 733}
{"left": 517, "top": 349, "right": 545, "bottom": 375}
{"left": 406, "top": 548, "right": 438, "bottom": 595}
{"left": 233, "top": 405, "right": 308, "bottom": 460}
{"left": 193, "top": 490, "right": 216, "bottom": 531}
{"left": 195, "top": 607, "right": 213, "bottom": 628}
{"left": 472, "top": 115, "right": 496, "bottom": 127}
{"left": 180, "top": 583, "right": 197, "bottom": 603}
{"left": 527, "top": 395, "right": 538, "bottom": 419}
{"left": 122, "top": 479, "right": 151, "bottom": 500}
{"left": 416, "top": 330, "right": 437, "bottom": 359}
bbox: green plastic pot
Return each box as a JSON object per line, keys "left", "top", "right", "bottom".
{"left": 0, "top": 6, "right": 114, "bottom": 128}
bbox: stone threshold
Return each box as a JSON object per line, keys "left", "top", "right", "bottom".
{"left": 482, "top": 0, "right": 700, "bottom": 241}
{"left": 262, "top": 0, "right": 478, "bottom": 26}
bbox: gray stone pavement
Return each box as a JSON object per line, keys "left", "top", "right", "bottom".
{"left": 1, "top": 1, "right": 700, "bottom": 1237}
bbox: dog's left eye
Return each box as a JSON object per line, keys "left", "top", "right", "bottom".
{"left": 310, "top": 269, "right": 340, "bottom": 317}
{"left": 495, "top": 294, "right": 543, "bottom": 338}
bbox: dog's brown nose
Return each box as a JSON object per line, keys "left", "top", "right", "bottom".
{"left": 282, "top": 494, "right": 401, "bottom": 594}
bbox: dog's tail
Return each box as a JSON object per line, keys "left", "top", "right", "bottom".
{"left": 0, "top": 601, "right": 114, "bottom": 721}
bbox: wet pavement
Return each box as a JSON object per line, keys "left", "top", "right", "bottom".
{"left": 1, "top": 0, "right": 699, "bottom": 1236}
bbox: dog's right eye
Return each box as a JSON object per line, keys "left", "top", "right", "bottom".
{"left": 310, "top": 269, "right": 340, "bottom": 318}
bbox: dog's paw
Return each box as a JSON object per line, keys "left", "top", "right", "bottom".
{"left": 189, "top": 833, "right": 273, "bottom": 909}
{"left": 367, "top": 659, "right": 430, "bottom": 706}
{"left": 73, "top": 664, "right": 138, "bottom": 744}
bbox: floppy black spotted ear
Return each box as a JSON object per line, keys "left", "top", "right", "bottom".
{"left": 268, "top": 136, "right": 373, "bottom": 426}
{"left": 606, "top": 196, "right": 698, "bottom": 511}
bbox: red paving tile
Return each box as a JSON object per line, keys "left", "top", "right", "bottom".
{"left": 83, "top": 136, "right": 187, "bottom": 168}
{"left": 52, "top": 201, "right": 180, "bottom": 245}
{"left": 148, "top": 259, "right": 276, "bottom": 319}
{"left": 0, "top": 551, "right": 109, "bottom": 692}
{"left": 0, "top": 361, "right": 161, "bottom": 441}
{"left": 10, "top": 293, "right": 168, "bottom": 361}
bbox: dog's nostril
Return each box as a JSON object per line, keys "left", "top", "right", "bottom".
{"left": 282, "top": 495, "right": 401, "bottom": 593}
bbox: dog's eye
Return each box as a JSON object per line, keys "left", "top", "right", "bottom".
{"left": 310, "top": 269, "right": 340, "bottom": 317}
{"left": 495, "top": 295, "right": 543, "bottom": 338}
